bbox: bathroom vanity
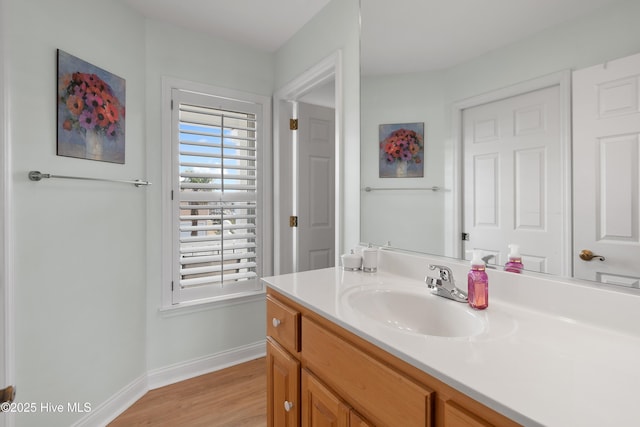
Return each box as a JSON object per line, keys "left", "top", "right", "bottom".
{"left": 263, "top": 250, "right": 640, "bottom": 426}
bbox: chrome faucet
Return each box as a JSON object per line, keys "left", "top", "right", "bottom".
{"left": 425, "top": 265, "right": 468, "bottom": 303}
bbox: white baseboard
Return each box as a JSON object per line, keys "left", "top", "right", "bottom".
{"left": 71, "top": 374, "right": 148, "bottom": 427}
{"left": 71, "top": 340, "right": 266, "bottom": 427}
{"left": 147, "top": 340, "right": 266, "bottom": 390}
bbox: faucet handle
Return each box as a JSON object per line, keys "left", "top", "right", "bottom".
{"left": 429, "top": 264, "right": 453, "bottom": 282}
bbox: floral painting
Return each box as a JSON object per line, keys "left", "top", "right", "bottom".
{"left": 57, "top": 49, "right": 126, "bottom": 164}
{"left": 379, "top": 122, "right": 424, "bottom": 178}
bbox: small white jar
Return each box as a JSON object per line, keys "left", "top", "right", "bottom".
{"left": 362, "top": 245, "right": 378, "bottom": 272}
{"left": 341, "top": 250, "right": 362, "bottom": 271}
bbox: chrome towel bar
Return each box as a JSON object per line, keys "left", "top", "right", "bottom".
{"left": 28, "top": 171, "right": 151, "bottom": 187}
{"left": 363, "top": 186, "right": 440, "bottom": 192}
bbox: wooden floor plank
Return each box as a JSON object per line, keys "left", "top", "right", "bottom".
{"left": 109, "top": 358, "right": 266, "bottom": 427}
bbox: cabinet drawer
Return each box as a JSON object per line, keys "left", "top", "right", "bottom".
{"left": 267, "top": 295, "right": 301, "bottom": 354}
{"left": 302, "top": 317, "right": 434, "bottom": 427}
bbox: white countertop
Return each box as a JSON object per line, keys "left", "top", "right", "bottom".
{"left": 262, "top": 265, "right": 640, "bottom": 427}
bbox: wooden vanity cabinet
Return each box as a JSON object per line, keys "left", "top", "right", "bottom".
{"left": 349, "top": 411, "right": 373, "bottom": 427}
{"left": 267, "top": 295, "right": 300, "bottom": 355}
{"left": 302, "top": 316, "right": 433, "bottom": 427}
{"left": 301, "top": 369, "right": 350, "bottom": 426}
{"left": 443, "top": 401, "right": 493, "bottom": 427}
{"left": 267, "top": 294, "right": 302, "bottom": 427}
{"left": 267, "top": 338, "right": 300, "bottom": 427}
{"left": 266, "top": 288, "right": 521, "bottom": 427}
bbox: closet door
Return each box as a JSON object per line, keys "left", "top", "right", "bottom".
{"left": 573, "top": 52, "right": 640, "bottom": 287}
{"left": 462, "top": 85, "right": 563, "bottom": 273}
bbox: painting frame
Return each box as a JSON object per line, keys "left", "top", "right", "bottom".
{"left": 56, "top": 49, "right": 126, "bottom": 164}
{"left": 379, "top": 122, "right": 424, "bottom": 178}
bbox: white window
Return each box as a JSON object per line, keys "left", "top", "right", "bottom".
{"left": 163, "top": 80, "right": 271, "bottom": 307}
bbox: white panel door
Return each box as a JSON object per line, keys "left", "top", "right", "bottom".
{"left": 573, "top": 53, "right": 640, "bottom": 286}
{"left": 462, "top": 85, "right": 563, "bottom": 273}
{"left": 297, "top": 102, "right": 335, "bottom": 272}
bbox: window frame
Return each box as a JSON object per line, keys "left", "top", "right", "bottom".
{"left": 161, "top": 77, "right": 272, "bottom": 309}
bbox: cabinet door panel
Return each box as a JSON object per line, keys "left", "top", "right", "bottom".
{"left": 267, "top": 338, "right": 300, "bottom": 427}
{"left": 350, "top": 410, "right": 373, "bottom": 427}
{"left": 302, "top": 369, "right": 349, "bottom": 427}
{"left": 444, "top": 400, "right": 493, "bottom": 427}
{"left": 302, "top": 317, "right": 433, "bottom": 427}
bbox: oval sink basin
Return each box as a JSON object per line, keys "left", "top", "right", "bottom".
{"left": 344, "top": 288, "right": 484, "bottom": 338}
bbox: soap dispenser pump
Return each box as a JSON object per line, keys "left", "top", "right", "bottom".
{"left": 468, "top": 250, "right": 488, "bottom": 310}
{"left": 505, "top": 244, "right": 524, "bottom": 273}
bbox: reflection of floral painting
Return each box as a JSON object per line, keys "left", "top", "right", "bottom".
{"left": 379, "top": 122, "right": 424, "bottom": 178}
{"left": 57, "top": 49, "right": 126, "bottom": 164}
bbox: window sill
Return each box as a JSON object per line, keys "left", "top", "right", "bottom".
{"left": 159, "top": 290, "right": 266, "bottom": 317}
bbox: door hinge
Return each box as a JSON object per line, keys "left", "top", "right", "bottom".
{"left": 289, "top": 118, "right": 298, "bottom": 130}
{"left": 171, "top": 99, "right": 174, "bottom": 110}
{"left": 171, "top": 281, "right": 174, "bottom": 291}
{"left": 289, "top": 216, "right": 298, "bottom": 227}
{"left": 461, "top": 233, "right": 470, "bottom": 241}
{"left": 171, "top": 190, "right": 174, "bottom": 200}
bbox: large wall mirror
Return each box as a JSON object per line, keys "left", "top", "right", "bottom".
{"left": 360, "top": 0, "right": 640, "bottom": 288}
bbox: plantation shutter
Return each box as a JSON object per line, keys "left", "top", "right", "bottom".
{"left": 171, "top": 89, "right": 262, "bottom": 303}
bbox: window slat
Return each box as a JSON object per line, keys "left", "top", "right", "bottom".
{"left": 180, "top": 271, "right": 258, "bottom": 288}
{"left": 181, "top": 252, "right": 257, "bottom": 266}
{"left": 180, "top": 139, "right": 257, "bottom": 150}
{"left": 180, "top": 183, "right": 257, "bottom": 191}
{"left": 181, "top": 261, "right": 257, "bottom": 276}
{"left": 180, "top": 115, "right": 257, "bottom": 130}
{"left": 180, "top": 223, "right": 257, "bottom": 233}
{"left": 180, "top": 162, "right": 256, "bottom": 171}
{"left": 179, "top": 242, "right": 256, "bottom": 255}
{"left": 179, "top": 174, "right": 256, "bottom": 181}
{"left": 180, "top": 213, "right": 256, "bottom": 221}
{"left": 180, "top": 172, "right": 257, "bottom": 181}
{"left": 180, "top": 232, "right": 256, "bottom": 244}
{"left": 179, "top": 150, "right": 257, "bottom": 162}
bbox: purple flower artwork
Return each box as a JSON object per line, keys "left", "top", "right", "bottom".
{"left": 379, "top": 122, "right": 424, "bottom": 178}
{"left": 57, "top": 49, "right": 126, "bottom": 164}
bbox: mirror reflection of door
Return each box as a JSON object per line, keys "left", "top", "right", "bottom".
{"left": 572, "top": 52, "right": 640, "bottom": 286}
{"left": 296, "top": 101, "right": 336, "bottom": 272}
{"left": 462, "top": 85, "right": 564, "bottom": 274}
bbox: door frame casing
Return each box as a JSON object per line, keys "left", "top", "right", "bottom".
{"left": 449, "top": 71, "right": 572, "bottom": 276}
{"left": 1, "top": 0, "right": 15, "bottom": 422}
{"left": 273, "top": 51, "right": 342, "bottom": 275}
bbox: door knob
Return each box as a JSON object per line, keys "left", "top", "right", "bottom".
{"left": 579, "top": 249, "right": 605, "bottom": 261}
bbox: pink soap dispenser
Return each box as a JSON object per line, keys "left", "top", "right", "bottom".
{"left": 504, "top": 244, "right": 524, "bottom": 273}
{"left": 468, "top": 250, "right": 488, "bottom": 310}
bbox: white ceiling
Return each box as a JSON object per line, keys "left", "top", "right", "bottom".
{"left": 361, "top": 0, "right": 623, "bottom": 75}
{"left": 121, "top": 0, "right": 331, "bottom": 52}
{"left": 121, "top": 0, "right": 623, "bottom": 74}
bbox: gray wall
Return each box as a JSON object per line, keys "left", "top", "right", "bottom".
{"left": 4, "top": 0, "right": 360, "bottom": 425}
{"left": 276, "top": 0, "right": 361, "bottom": 257}
{"left": 143, "top": 18, "right": 273, "bottom": 376}
{"left": 8, "top": 1, "right": 147, "bottom": 425}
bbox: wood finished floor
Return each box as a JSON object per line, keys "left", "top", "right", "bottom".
{"left": 109, "top": 357, "right": 266, "bottom": 427}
